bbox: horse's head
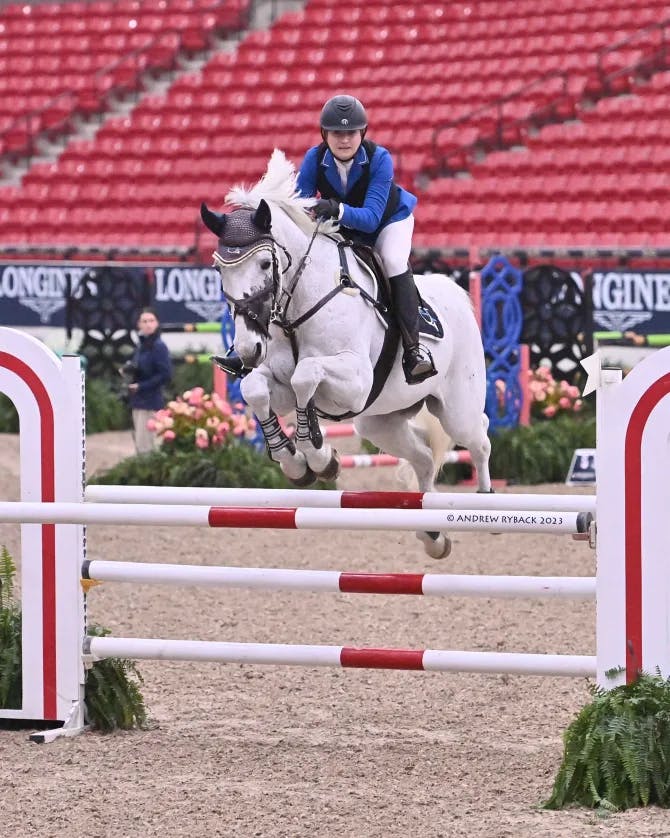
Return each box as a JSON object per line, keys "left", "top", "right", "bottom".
{"left": 201, "top": 198, "right": 285, "bottom": 368}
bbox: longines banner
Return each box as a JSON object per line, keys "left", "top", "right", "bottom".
{"left": 151, "top": 265, "right": 227, "bottom": 324}
{"left": 0, "top": 262, "right": 90, "bottom": 326}
{"left": 590, "top": 270, "right": 670, "bottom": 335}
{"left": 2, "top": 262, "right": 669, "bottom": 336}
{"left": 0, "top": 262, "right": 228, "bottom": 327}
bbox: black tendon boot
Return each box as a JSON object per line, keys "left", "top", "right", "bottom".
{"left": 389, "top": 268, "right": 437, "bottom": 384}
{"left": 211, "top": 348, "right": 250, "bottom": 380}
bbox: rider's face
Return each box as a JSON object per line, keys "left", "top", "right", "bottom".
{"left": 325, "top": 129, "right": 363, "bottom": 162}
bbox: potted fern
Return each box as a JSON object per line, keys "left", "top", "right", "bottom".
{"left": 545, "top": 670, "right": 670, "bottom": 811}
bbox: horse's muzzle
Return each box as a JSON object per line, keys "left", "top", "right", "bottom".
{"left": 238, "top": 340, "right": 265, "bottom": 368}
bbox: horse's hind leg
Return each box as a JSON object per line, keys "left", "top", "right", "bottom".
{"left": 427, "top": 397, "right": 492, "bottom": 494}
{"left": 355, "top": 411, "right": 452, "bottom": 560}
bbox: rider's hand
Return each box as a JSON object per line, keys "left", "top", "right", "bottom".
{"left": 313, "top": 198, "right": 340, "bottom": 220}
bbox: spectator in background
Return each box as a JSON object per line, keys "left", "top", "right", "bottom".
{"left": 125, "top": 307, "right": 172, "bottom": 454}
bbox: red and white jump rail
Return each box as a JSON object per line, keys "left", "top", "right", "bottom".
{"left": 83, "top": 636, "right": 595, "bottom": 678}
{"left": 83, "top": 560, "right": 596, "bottom": 599}
{"left": 1, "top": 324, "right": 670, "bottom": 740}
{"left": 0, "top": 501, "right": 589, "bottom": 535}
{"left": 85, "top": 484, "right": 596, "bottom": 514}
{"left": 340, "top": 451, "right": 472, "bottom": 469}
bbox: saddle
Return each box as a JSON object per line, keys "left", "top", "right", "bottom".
{"left": 339, "top": 240, "right": 444, "bottom": 341}
{"left": 316, "top": 240, "right": 440, "bottom": 421}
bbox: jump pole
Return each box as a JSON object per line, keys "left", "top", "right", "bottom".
{"left": 0, "top": 502, "right": 590, "bottom": 535}
{"left": 83, "top": 560, "right": 596, "bottom": 599}
{"left": 83, "top": 636, "right": 596, "bottom": 678}
{"left": 85, "top": 484, "right": 596, "bottom": 514}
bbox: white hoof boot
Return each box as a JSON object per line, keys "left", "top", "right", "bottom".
{"left": 416, "top": 531, "right": 451, "bottom": 559}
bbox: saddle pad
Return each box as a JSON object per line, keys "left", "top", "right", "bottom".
{"left": 418, "top": 300, "right": 444, "bottom": 340}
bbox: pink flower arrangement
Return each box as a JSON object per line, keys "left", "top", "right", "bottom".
{"left": 147, "top": 386, "right": 256, "bottom": 451}
{"left": 526, "top": 366, "right": 583, "bottom": 420}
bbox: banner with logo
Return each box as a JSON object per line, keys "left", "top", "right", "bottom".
{"left": 150, "top": 265, "right": 227, "bottom": 325}
{"left": 0, "top": 263, "right": 93, "bottom": 326}
{"left": 591, "top": 270, "right": 670, "bottom": 336}
{"left": 0, "top": 262, "right": 228, "bottom": 329}
{"left": 5, "top": 260, "right": 667, "bottom": 339}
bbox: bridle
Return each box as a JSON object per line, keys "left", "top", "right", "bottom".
{"left": 213, "top": 213, "right": 382, "bottom": 361}
{"left": 213, "top": 220, "right": 326, "bottom": 351}
{"left": 213, "top": 238, "right": 293, "bottom": 339}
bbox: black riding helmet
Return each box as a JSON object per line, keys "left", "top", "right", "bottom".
{"left": 320, "top": 95, "right": 368, "bottom": 138}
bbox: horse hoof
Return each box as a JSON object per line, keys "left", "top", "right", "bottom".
{"left": 287, "top": 466, "right": 318, "bottom": 488}
{"left": 416, "top": 532, "right": 452, "bottom": 559}
{"left": 317, "top": 451, "right": 341, "bottom": 482}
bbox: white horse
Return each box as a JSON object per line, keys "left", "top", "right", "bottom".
{"left": 201, "top": 150, "right": 491, "bottom": 558}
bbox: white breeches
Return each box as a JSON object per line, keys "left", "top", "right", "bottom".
{"left": 376, "top": 214, "right": 415, "bottom": 278}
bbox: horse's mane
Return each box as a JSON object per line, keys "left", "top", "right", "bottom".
{"left": 225, "top": 149, "right": 339, "bottom": 236}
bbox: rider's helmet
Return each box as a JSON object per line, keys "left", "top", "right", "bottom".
{"left": 319, "top": 95, "right": 368, "bottom": 138}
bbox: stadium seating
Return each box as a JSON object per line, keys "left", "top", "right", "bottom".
{"left": 0, "top": 0, "right": 668, "bottom": 256}
{"left": 0, "top": 0, "right": 250, "bottom": 161}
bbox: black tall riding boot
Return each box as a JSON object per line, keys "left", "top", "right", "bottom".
{"left": 211, "top": 348, "right": 250, "bottom": 380}
{"left": 389, "top": 268, "right": 437, "bottom": 385}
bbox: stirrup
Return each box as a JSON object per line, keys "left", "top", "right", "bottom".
{"left": 401, "top": 346, "right": 437, "bottom": 385}
{"left": 211, "top": 354, "right": 249, "bottom": 380}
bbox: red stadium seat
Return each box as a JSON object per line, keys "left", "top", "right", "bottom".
{"left": 1, "top": 0, "right": 668, "bottom": 257}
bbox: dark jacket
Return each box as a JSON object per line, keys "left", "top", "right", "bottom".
{"left": 296, "top": 141, "right": 417, "bottom": 245}
{"left": 129, "top": 331, "right": 172, "bottom": 411}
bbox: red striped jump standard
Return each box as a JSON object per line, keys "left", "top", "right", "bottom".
{"left": 84, "top": 486, "right": 597, "bottom": 515}
{"left": 0, "top": 502, "right": 591, "bottom": 534}
{"left": 84, "top": 636, "right": 597, "bottom": 677}
{"left": 82, "top": 560, "right": 596, "bottom": 599}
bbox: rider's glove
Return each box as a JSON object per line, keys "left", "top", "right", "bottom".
{"left": 314, "top": 198, "right": 340, "bottom": 220}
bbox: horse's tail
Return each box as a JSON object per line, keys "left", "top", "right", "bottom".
{"left": 398, "top": 405, "right": 453, "bottom": 490}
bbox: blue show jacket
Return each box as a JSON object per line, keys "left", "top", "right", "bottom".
{"left": 297, "top": 142, "right": 417, "bottom": 245}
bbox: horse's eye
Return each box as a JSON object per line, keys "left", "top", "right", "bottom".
{"left": 260, "top": 259, "right": 272, "bottom": 271}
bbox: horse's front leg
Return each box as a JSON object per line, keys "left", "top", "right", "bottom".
{"left": 240, "top": 368, "right": 316, "bottom": 486}
{"left": 290, "top": 353, "right": 371, "bottom": 480}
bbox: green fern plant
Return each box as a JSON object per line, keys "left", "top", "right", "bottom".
{"left": 0, "top": 546, "right": 22, "bottom": 709}
{"left": 544, "top": 670, "right": 670, "bottom": 811}
{"left": 85, "top": 625, "right": 148, "bottom": 733}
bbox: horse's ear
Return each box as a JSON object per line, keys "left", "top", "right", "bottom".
{"left": 200, "top": 202, "right": 226, "bottom": 237}
{"left": 252, "top": 199, "right": 272, "bottom": 233}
